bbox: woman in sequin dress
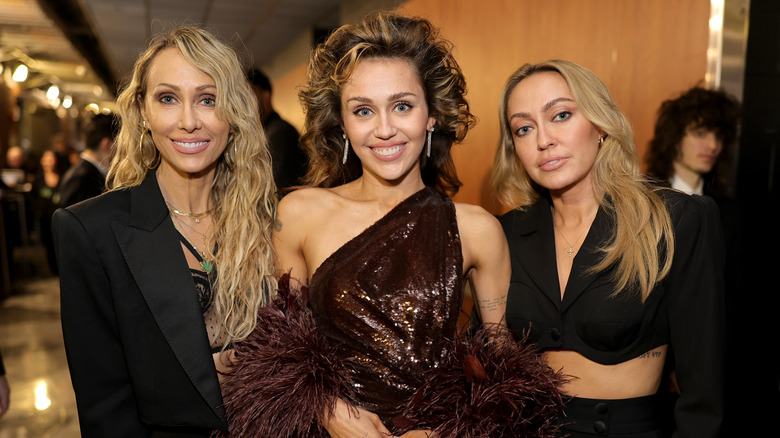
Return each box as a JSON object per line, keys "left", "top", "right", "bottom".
{"left": 220, "top": 12, "right": 565, "bottom": 438}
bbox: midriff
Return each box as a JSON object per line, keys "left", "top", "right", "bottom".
{"left": 543, "top": 345, "right": 668, "bottom": 399}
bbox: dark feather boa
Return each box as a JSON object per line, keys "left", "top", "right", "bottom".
{"left": 216, "top": 276, "right": 567, "bottom": 437}
{"left": 393, "top": 326, "right": 569, "bottom": 437}
{"left": 214, "top": 274, "right": 357, "bottom": 437}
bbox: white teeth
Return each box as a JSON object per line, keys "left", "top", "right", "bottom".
{"left": 174, "top": 140, "right": 207, "bottom": 148}
{"left": 374, "top": 145, "right": 403, "bottom": 156}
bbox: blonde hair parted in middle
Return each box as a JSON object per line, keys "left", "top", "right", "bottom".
{"left": 108, "top": 25, "right": 277, "bottom": 346}
{"left": 491, "top": 59, "right": 674, "bottom": 302}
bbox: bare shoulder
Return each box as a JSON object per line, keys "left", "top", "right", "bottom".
{"left": 453, "top": 202, "right": 503, "bottom": 237}
{"left": 276, "top": 187, "right": 338, "bottom": 225}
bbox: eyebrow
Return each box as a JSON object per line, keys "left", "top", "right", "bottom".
{"left": 508, "top": 97, "right": 575, "bottom": 120}
{"left": 346, "top": 91, "right": 417, "bottom": 104}
{"left": 152, "top": 83, "right": 216, "bottom": 91}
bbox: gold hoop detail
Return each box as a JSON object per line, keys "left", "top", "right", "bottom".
{"left": 139, "top": 121, "right": 160, "bottom": 169}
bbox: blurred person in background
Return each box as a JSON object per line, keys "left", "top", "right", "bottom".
{"left": 247, "top": 68, "right": 306, "bottom": 193}
{"left": 58, "top": 113, "right": 117, "bottom": 208}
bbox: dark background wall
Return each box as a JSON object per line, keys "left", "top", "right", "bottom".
{"left": 729, "top": 0, "right": 779, "bottom": 435}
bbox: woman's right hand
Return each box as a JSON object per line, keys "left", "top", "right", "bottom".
{"left": 323, "top": 398, "right": 395, "bottom": 438}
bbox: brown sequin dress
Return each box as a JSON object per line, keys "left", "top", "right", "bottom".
{"left": 308, "top": 187, "right": 463, "bottom": 422}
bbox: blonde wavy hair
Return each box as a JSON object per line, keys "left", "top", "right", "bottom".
{"left": 491, "top": 60, "right": 674, "bottom": 302}
{"left": 107, "top": 26, "right": 277, "bottom": 346}
{"left": 298, "top": 12, "right": 475, "bottom": 195}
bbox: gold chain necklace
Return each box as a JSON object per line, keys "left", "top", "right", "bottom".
{"left": 170, "top": 213, "right": 214, "bottom": 273}
{"left": 168, "top": 205, "right": 213, "bottom": 223}
{"left": 556, "top": 226, "right": 589, "bottom": 257}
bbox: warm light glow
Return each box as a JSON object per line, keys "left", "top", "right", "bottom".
{"left": 62, "top": 95, "right": 73, "bottom": 108}
{"left": 34, "top": 381, "right": 52, "bottom": 410}
{"left": 86, "top": 103, "right": 100, "bottom": 113}
{"left": 12, "top": 64, "right": 28, "bottom": 82}
{"left": 709, "top": 13, "right": 723, "bottom": 31}
{"left": 46, "top": 84, "right": 60, "bottom": 100}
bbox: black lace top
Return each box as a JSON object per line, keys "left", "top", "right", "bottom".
{"left": 177, "top": 231, "right": 228, "bottom": 352}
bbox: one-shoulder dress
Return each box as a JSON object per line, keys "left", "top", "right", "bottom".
{"left": 219, "top": 187, "right": 566, "bottom": 437}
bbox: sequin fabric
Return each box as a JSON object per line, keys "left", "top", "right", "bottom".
{"left": 308, "top": 187, "right": 463, "bottom": 423}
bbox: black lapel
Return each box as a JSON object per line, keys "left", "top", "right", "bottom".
{"left": 110, "top": 172, "right": 225, "bottom": 423}
{"left": 560, "top": 205, "right": 612, "bottom": 312}
{"left": 504, "top": 198, "right": 562, "bottom": 308}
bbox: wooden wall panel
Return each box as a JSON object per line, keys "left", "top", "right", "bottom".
{"left": 271, "top": 62, "right": 308, "bottom": 132}
{"left": 268, "top": 0, "right": 710, "bottom": 213}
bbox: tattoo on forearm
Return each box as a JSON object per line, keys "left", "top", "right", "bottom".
{"left": 477, "top": 294, "right": 507, "bottom": 314}
{"left": 638, "top": 350, "right": 663, "bottom": 359}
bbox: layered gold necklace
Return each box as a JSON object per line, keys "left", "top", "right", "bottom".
{"left": 167, "top": 202, "right": 215, "bottom": 273}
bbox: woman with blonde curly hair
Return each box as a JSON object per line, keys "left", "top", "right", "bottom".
{"left": 492, "top": 59, "right": 725, "bottom": 437}
{"left": 219, "top": 12, "right": 565, "bottom": 438}
{"left": 52, "top": 25, "right": 276, "bottom": 437}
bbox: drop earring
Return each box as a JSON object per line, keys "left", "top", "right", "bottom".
{"left": 426, "top": 127, "right": 434, "bottom": 158}
{"left": 342, "top": 133, "right": 349, "bottom": 164}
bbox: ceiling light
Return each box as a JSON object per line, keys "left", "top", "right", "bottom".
{"left": 46, "top": 84, "right": 60, "bottom": 100}
{"left": 12, "top": 64, "right": 28, "bottom": 82}
{"left": 62, "top": 95, "right": 73, "bottom": 109}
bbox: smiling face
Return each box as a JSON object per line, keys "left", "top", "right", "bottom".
{"left": 505, "top": 71, "right": 603, "bottom": 196}
{"left": 139, "top": 47, "right": 230, "bottom": 179}
{"left": 340, "top": 57, "right": 435, "bottom": 187}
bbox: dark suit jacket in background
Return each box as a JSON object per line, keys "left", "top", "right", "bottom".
{"left": 263, "top": 111, "right": 306, "bottom": 192}
{"left": 52, "top": 171, "right": 226, "bottom": 437}
{"left": 58, "top": 158, "right": 105, "bottom": 208}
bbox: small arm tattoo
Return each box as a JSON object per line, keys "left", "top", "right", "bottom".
{"left": 477, "top": 294, "right": 507, "bottom": 314}
{"left": 273, "top": 219, "right": 283, "bottom": 232}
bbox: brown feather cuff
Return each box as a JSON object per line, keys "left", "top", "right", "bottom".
{"left": 214, "top": 274, "right": 357, "bottom": 438}
{"left": 393, "top": 326, "right": 569, "bottom": 438}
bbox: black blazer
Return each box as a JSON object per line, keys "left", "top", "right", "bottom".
{"left": 52, "top": 171, "right": 226, "bottom": 437}
{"left": 58, "top": 158, "right": 106, "bottom": 208}
{"left": 500, "top": 190, "right": 725, "bottom": 438}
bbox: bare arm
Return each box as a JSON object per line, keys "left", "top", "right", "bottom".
{"left": 273, "top": 192, "right": 311, "bottom": 284}
{"left": 456, "top": 204, "right": 510, "bottom": 327}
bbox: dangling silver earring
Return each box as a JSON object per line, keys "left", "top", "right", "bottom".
{"left": 426, "top": 127, "right": 434, "bottom": 158}
{"left": 342, "top": 133, "right": 349, "bottom": 164}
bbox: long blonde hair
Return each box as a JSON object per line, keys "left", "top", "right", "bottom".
{"left": 107, "top": 26, "right": 277, "bottom": 345}
{"left": 492, "top": 60, "right": 674, "bottom": 301}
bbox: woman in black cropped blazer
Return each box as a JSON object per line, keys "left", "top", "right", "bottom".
{"left": 491, "top": 60, "right": 725, "bottom": 437}
{"left": 53, "top": 26, "right": 277, "bottom": 437}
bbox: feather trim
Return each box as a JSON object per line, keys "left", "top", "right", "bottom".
{"left": 393, "top": 326, "right": 569, "bottom": 438}
{"left": 214, "top": 274, "right": 357, "bottom": 438}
